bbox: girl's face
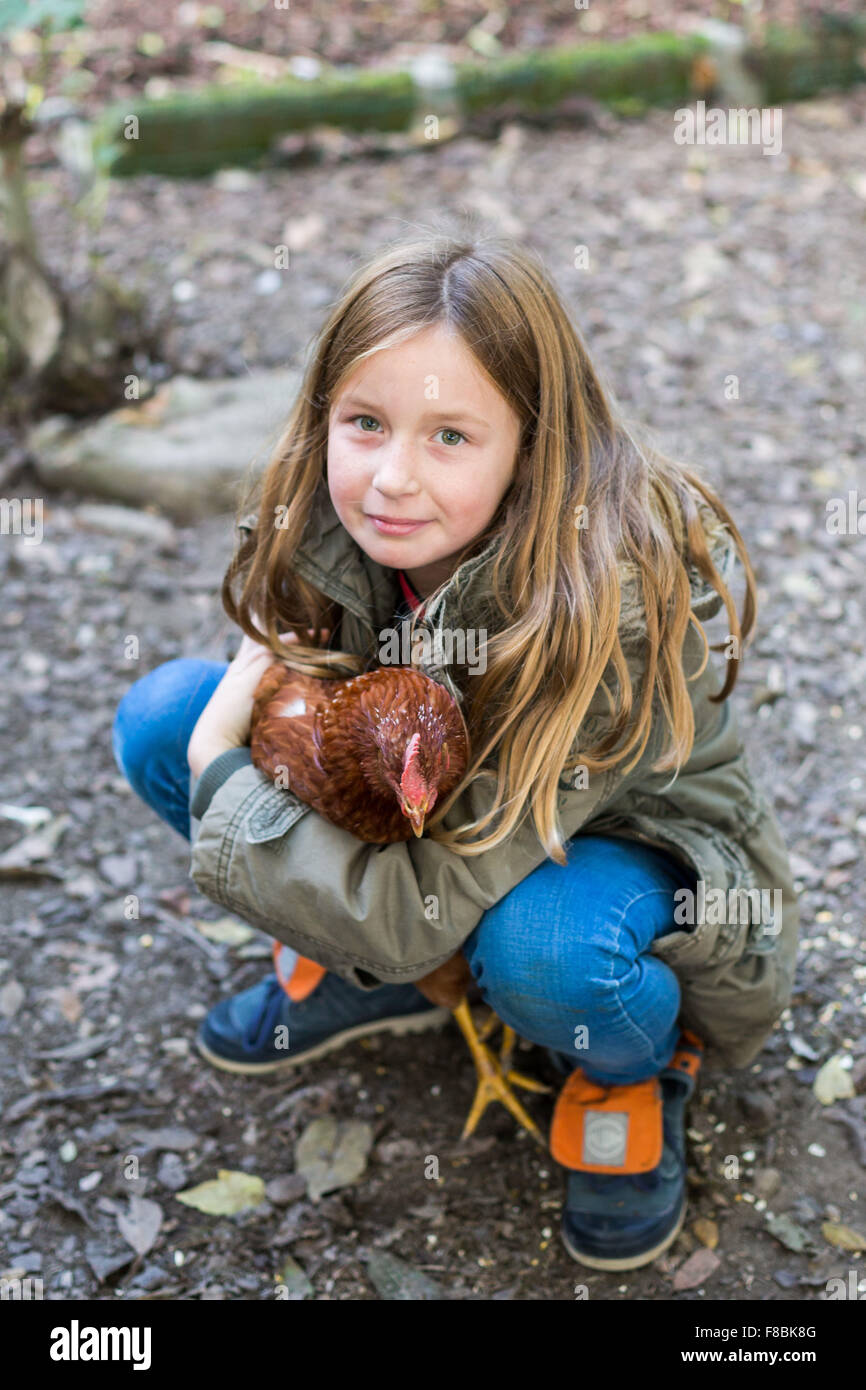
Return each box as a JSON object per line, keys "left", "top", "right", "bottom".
{"left": 326, "top": 324, "right": 521, "bottom": 597}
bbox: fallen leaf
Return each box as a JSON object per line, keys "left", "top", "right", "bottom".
{"left": 765, "top": 1213, "right": 821, "bottom": 1256}
{"left": 0, "top": 813, "right": 69, "bottom": 878}
{"left": 276, "top": 1255, "right": 314, "bottom": 1299}
{"left": 127, "top": 1126, "right": 199, "bottom": 1153}
{"left": 194, "top": 916, "right": 255, "bottom": 946}
{"left": 813, "top": 1055, "right": 856, "bottom": 1105}
{"left": 117, "top": 1195, "right": 163, "bottom": 1256}
{"left": 365, "top": 1249, "right": 446, "bottom": 1300}
{"left": 43, "top": 1185, "right": 96, "bottom": 1229}
{"left": 295, "top": 1116, "right": 373, "bottom": 1202}
{"left": 85, "top": 1238, "right": 134, "bottom": 1283}
{"left": 175, "top": 1169, "right": 266, "bottom": 1216}
{"left": 821, "top": 1221, "right": 866, "bottom": 1253}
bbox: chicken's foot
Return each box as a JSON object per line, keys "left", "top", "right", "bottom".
{"left": 453, "top": 998, "right": 551, "bottom": 1146}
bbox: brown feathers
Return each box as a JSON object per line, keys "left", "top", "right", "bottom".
{"left": 250, "top": 663, "right": 468, "bottom": 844}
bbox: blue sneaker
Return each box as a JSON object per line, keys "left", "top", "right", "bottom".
{"left": 196, "top": 970, "right": 450, "bottom": 1075}
{"left": 550, "top": 1030, "right": 703, "bottom": 1271}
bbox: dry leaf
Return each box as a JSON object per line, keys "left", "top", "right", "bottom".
{"left": 194, "top": 916, "right": 255, "bottom": 946}
{"left": 176, "top": 1169, "right": 266, "bottom": 1216}
{"left": 813, "top": 1055, "right": 856, "bottom": 1105}
{"left": 117, "top": 1195, "right": 163, "bottom": 1256}
{"left": 822, "top": 1221, "right": 866, "bottom": 1253}
{"left": 295, "top": 1116, "right": 373, "bottom": 1201}
{"left": 0, "top": 813, "right": 69, "bottom": 878}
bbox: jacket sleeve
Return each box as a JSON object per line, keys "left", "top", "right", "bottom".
{"left": 186, "top": 702, "right": 652, "bottom": 991}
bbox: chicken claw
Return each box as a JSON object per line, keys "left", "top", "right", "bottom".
{"left": 452, "top": 999, "right": 551, "bottom": 1146}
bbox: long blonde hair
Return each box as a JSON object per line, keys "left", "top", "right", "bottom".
{"left": 222, "top": 231, "right": 757, "bottom": 866}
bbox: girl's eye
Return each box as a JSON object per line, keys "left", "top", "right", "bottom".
{"left": 434, "top": 428, "right": 466, "bottom": 447}
{"left": 352, "top": 415, "right": 381, "bottom": 433}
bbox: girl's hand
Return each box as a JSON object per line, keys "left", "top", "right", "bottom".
{"left": 187, "top": 625, "right": 327, "bottom": 779}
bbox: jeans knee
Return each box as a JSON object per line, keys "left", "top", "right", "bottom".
{"left": 465, "top": 909, "right": 627, "bottom": 1026}
{"left": 112, "top": 658, "right": 202, "bottom": 786}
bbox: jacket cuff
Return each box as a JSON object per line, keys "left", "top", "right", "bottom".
{"left": 190, "top": 746, "right": 254, "bottom": 821}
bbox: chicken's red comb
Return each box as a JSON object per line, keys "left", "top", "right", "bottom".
{"left": 399, "top": 731, "right": 428, "bottom": 800}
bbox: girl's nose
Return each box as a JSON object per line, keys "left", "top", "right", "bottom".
{"left": 371, "top": 438, "right": 421, "bottom": 495}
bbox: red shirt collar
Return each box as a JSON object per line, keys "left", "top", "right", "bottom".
{"left": 397, "top": 569, "right": 424, "bottom": 615}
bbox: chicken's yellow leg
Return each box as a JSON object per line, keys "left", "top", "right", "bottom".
{"left": 452, "top": 998, "right": 551, "bottom": 1145}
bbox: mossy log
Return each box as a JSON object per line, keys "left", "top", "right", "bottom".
{"left": 456, "top": 32, "right": 710, "bottom": 119}
{"left": 92, "top": 18, "right": 866, "bottom": 180}
{"left": 744, "top": 18, "right": 866, "bottom": 104}
{"left": 94, "top": 69, "right": 416, "bottom": 178}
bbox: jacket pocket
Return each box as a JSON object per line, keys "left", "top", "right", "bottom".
{"left": 244, "top": 784, "right": 311, "bottom": 844}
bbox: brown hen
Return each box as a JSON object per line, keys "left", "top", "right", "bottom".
{"left": 249, "top": 659, "right": 549, "bottom": 1142}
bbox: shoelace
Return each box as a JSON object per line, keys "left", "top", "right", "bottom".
{"left": 243, "top": 977, "right": 290, "bottom": 1050}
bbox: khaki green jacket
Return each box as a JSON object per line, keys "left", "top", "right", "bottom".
{"left": 189, "top": 478, "right": 800, "bottom": 1069}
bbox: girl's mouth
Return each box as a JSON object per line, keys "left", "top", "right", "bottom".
{"left": 365, "top": 515, "right": 430, "bottom": 535}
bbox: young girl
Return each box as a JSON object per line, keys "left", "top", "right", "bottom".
{"left": 112, "top": 232, "right": 800, "bottom": 1273}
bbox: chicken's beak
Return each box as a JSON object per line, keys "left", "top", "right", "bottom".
{"left": 403, "top": 800, "right": 427, "bottom": 837}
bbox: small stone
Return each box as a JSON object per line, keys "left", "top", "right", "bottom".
{"left": 752, "top": 1167, "right": 782, "bottom": 1199}
{"left": 737, "top": 1089, "right": 776, "bottom": 1128}
{"left": 17, "top": 1165, "right": 50, "bottom": 1187}
{"left": 129, "top": 1263, "right": 169, "bottom": 1291}
{"left": 155, "top": 1153, "right": 188, "bottom": 1192}
{"left": 790, "top": 1195, "right": 821, "bottom": 1224}
{"left": 265, "top": 1173, "right": 307, "bottom": 1207}
{"left": 0, "top": 980, "right": 25, "bottom": 1018}
{"left": 692, "top": 1217, "right": 719, "bottom": 1249}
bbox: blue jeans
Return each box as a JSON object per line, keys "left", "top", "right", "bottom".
{"left": 112, "top": 658, "right": 695, "bottom": 1086}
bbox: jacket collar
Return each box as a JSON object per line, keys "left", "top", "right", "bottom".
{"left": 287, "top": 474, "right": 501, "bottom": 639}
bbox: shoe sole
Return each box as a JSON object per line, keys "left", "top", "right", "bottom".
{"left": 195, "top": 1005, "right": 453, "bottom": 1075}
{"left": 560, "top": 1194, "right": 687, "bottom": 1272}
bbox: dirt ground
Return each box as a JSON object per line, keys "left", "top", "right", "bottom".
{"left": 1, "top": 86, "right": 866, "bottom": 1300}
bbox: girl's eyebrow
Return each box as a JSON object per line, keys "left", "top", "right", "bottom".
{"left": 338, "top": 396, "right": 489, "bottom": 428}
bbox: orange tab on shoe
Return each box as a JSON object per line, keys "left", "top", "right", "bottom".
{"left": 550, "top": 1071, "right": 664, "bottom": 1174}
{"left": 665, "top": 1028, "right": 704, "bottom": 1085}
{"left": 272, "top": 940, "right": 327, "bottom": 1001}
